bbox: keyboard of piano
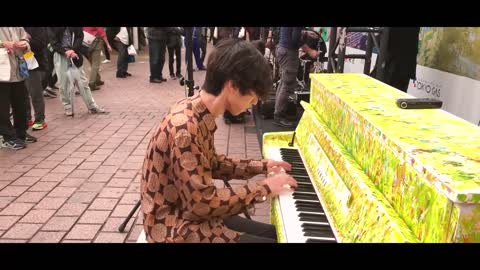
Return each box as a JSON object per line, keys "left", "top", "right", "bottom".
{"left": 267, "top": 147, "right": 337, "bottom": 243}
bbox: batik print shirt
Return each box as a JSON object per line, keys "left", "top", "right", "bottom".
{"left": 141, "top": 93, "right": 271, "bottom": 243}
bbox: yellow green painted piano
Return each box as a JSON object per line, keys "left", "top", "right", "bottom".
{"left": 264, "top": 73, "right": 480, "bottom": 243}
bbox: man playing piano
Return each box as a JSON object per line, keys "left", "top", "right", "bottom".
{"left": 141, "top": 38, "right": 298, "bottom": 243}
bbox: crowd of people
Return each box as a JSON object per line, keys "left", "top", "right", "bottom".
{"left": 0, "top": 26, "right": 327, "bottom": 150}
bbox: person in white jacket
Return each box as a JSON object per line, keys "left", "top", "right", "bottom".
{"left": 0, "top": 27, "right": 37, "bottom": 150}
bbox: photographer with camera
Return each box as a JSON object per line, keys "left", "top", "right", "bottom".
{"left": 273, "top": 27, "right": 319, "bottom": 128}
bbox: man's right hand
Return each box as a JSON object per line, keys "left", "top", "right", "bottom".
{"left": 2, "top": 41, "right": 15, "bottom": 50}
{"left": 65, "top": 49, "right": 75, "bottom": 58}
{"left": 262, "top": 173, "right": 298, "bottom": 197}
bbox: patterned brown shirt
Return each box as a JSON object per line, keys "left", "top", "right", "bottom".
{"left": 141, "top": 93, "right": 271, "bottom": 243}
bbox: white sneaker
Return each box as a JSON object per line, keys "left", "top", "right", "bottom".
{"left": 102, "top": 59, "right": 110, "bottom": 64}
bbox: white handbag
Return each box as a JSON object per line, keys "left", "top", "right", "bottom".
{"left": 127, "top": 45, "right": 137, "bottom": 56}
{"left": 238, "top": 27, "right": 245, "bottom": 39}
{"left": 0, "top": 48, "right": 11, "bottom": 81}
{"left": 82, "top": 31, "right": 97, "bottom": 48}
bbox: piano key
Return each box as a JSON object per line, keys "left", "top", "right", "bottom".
{"left": 306, "top": 238, "right": 336, "bottom": 243}
{"left": 299, "top": 213, "right": 329, "bottom": 223}
{"left": 293, "top": 193, "right": 319, "bottom": 201}
{"left": 295, "top": 186, "right": 316, "bottom": 193}
{"left": 289, "top": 169, "right": 308, "bottom": 175}
{"left": 297, "top": 182, "right": 313, "bottom": 187}
{"left": 296, "top": 206, "right": 324, "bottom": 213}
{"left": 295, "top": 201, "right": 323, "bottom": 208}
{"left": 304, "top": 231, "right": 336, "bottom": 238}
{"left": 280, "top": 148, "right": 301, "bottom": 154}
{"left": 302, "top": 223, "right": 332, "bottom": 230}
{"left": 290, "top": 176, "right": 311, "bottom": 183}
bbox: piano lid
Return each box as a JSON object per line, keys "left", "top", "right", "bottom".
{"left": 309, "top": 73, "right": 480, "bottom": 204}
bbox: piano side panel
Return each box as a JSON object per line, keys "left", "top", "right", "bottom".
{"left": 454, "top": 204, "right": 480, "bottom": 242}
{"left": 263, "top": 131, "right": 296, "bottom": 243}
{"left": 309, "top": 74, "right": 459, "bottom": 242}
{"left": 295, "top": 104, "right": 418, "bottom": 242}
{"left": 270, "top": 196, "right": 288, "bottom": 243}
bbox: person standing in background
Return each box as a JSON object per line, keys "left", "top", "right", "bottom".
{"left": 166, "top": 27, "right": 183, "bottom": 80}
{"left": 24, "top": 27, "right": 49, "bottom": 131}
{"left": 147, "top": 27, "right": 168, "bottom": 83}
{"left": 83, "top": 27, "right": 112, "bottom": 90}
{"left": 0, "top": 27, "right": 37, "bottom": 150}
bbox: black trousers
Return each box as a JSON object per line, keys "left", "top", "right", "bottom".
{"left": 25, "top": 70, "right": 46, "bottom": 123}
{"left": 148, "top": 38, "right": 167, "bottom": 80}
{"left": 167, "top": 45, "right": 181, "bottom": 76}
{"left": 113, "top": 40, "right": 129, "bottom": 77}
{"left": 103, "top": 41, "right": 110, "bottom": 60}
{"left": 43, "top": 48, "right": 57, "bottom": 89}
{"left": 224, "top": 215, "right": 277, "bottom": 243}
{"left": 0, "top": 81, "right": 28, "bottom": 141}
{"left": 199, "top": 37, "right": 207, "bottom": 63}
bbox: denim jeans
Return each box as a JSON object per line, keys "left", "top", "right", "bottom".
{"left": 148, "top": 38, "right": 167, "bottom": 80}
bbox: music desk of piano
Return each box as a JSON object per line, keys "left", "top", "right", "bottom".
{"left": 264, "top": 73, "right": 480, "bottom": 243}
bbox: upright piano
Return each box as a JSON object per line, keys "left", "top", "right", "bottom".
{"left": 264, "top": 73, "right": 480, "bottom": 243}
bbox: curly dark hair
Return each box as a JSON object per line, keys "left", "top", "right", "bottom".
{"left": 202, "top": 38, "right": 272, "bottom": 100}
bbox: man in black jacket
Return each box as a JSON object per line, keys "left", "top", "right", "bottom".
{"left": 44, "top": 27, "right": 58, "bottom": 97}
{"left": 24, "top": 27, "right": 49, "bottom": 130}
{"left": 50, "top": 27, "right": 107, "bottom": 116}
{"left": 107, "top": 27, "right": 134, "bottom": 78}
{"left": 147, "top": 27, "right": 168, "bottom": 83}
{"left": 166, "top": 27, "right": 183, "bottom": 80}
{"left": 381, "top": 27, "right": 420, "bottom": 92}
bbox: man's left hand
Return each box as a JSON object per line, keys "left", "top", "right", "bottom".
{"left": 267, "top": 159, "right": 292, "bottom": 174}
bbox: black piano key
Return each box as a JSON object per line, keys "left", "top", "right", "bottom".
{"left": 306, "top": 238, "right": 336, "bottom": 243}
{"left": 289, "top": 169, "right": 308, "bottom": 175}
{"left": 282, "top": 158, "right": 303, "bottom": 164}
{"left": 297, "top": 184, "right": 313, "bottom": 190}
{"left": 299, "top": 213, "right": 328, "bottom": 223}
{"left": 290, "top": 162, "right": 306, "bottom": 168}
{"left": 293, "top": 193, "right": 319, "bottom": 201}
{"left": 290, "top": 176, "right": 311, "bottom": 183}
{"left": 297, "top": 206, "right": 323, "bottom": 213}
{"left": 290, "top": 174, "right": 309, "bottom": 179}
{"left": 295, "top": 186, "right": 315, "bottom": 193}
{"left": 302, "top": 226, "right": 335, "bottom": 238}
{"left": 295, "top": 200, "right": 323, "bottom": 208}
{"left": 304, "top": 231, "right": 336, "bottom": 238}
{"left": 281, "top": 153, "right": 301, "bottom": 157}
{"left": 281, "top": 155, "right": 301, "bottom": 159}
{"left": 302, "top": 223, "right": 332, "bottom": 231}
{"left": 297, "top": 182, "right": 313, "bottom": 187}
{"left": 281, "top": 153, "right": 299, "bottom": 156}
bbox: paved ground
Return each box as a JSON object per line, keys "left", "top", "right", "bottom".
{"left": 0, "top": 44, "right": 270, "bottom": 243}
